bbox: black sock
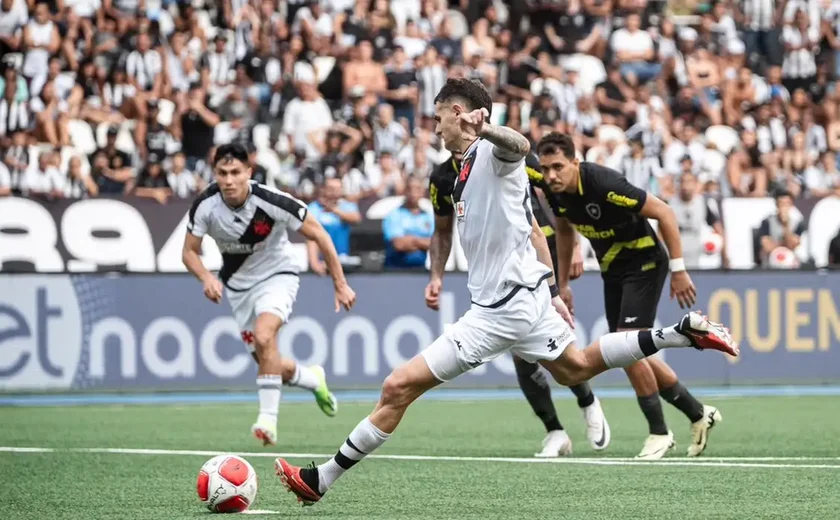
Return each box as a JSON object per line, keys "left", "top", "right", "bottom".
{"left": 637, "top": 393, "right": 668, "bottom": 435}
{"left": 513, "top": 357, "right": 563, "bottom": 432}
{"left": 660, "top": 382, "right": 705, "bottom": 423}
{"left": 300, "top": 466, "right": 322, "bottom": 496}
{"left": 569, "top": 382, "right": 595, "bottom": 408}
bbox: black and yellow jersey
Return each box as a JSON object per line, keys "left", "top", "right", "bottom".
{"left": 429, "top": 153, "right": 555, "bottom": 236}
{"left": 539, "top": 161, "right": 666, "bottom": 278}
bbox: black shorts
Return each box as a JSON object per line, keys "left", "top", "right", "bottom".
{"left": 603, "top": 261, "right": 668, "bottom": 332}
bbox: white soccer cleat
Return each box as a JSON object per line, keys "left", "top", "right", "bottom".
{"left": 582, "top": 397, "right": 611, "bottom": 451}
{"left": 534, "top": 430, "right": 573, "bottom": 458}
{"left": 635, "top": 430, "right": 675, "bottom": 460}
{"left": 251, "top": 417, "right": 277, "bottom": 447}
{"left": 687, "top": 405, "right": 722, "bottom": 457}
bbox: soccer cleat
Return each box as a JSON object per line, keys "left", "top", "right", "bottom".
{"left": 251, "top": 417, "right": 277, "bottom": 446}
{"left": 687, "top": 405, "right": 722, "bottom": 457}
{"left": 675, "top": 311, "right": 740, "bottom": 357}
{"left": 534, "top": 430, "right": 573, "bottom": 458}
{"left": 275, "top": 458, "right": 323, "bottom": 506}
{"left": 582, "top": 397, "right": 611, "bottom": 451}
{"left": 634, "top": 430, "right": 675, "bottom": 460}
{"left": 311, "top": 365, "right": 338, "bottom": 417}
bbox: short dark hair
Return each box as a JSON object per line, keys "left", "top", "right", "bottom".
{"left": 213, "top": 143, "right": 250, "bottom": 166}
{"left": 433, "top": 78, "right": 492, "bottom": 116}
{"left": 536, "top": 132, "right": 576, "bottom": 159}
{"left": 774, "top": 189, "right": 793, "bottom": 201}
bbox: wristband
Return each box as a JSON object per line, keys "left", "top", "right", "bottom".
{"left": 549, "top": 284, "right": 560, "bottom": 298}
{"left": 669, "top": 258, "right": 686, "bottom": 273}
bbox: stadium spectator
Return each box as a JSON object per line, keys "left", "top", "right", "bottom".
{"left": 133, "top": 152, "right": 171, "bottom": 204}
{"left": 307, "top": 177, "right": 361, "bottom": 275}
{"left": 0, "top": 158, "right": 10, "bottom": 196}
{"left": 176, "top": 84, "right": 219, "bottom": 171}
{"left": 168, "top": 151, "right": 203, "bottom": 199}
{"left": 64, "top": 155, "right": 98, "bottom": 198}
{"left": 670, "top": 171, "right": 727, "bottom": 269}
{"left": 757, "top": 190, "right": 807, "bottom": 268}
{"left": 382, "top": 175, "right": 433, "bottom": 269}
{"left": 89, "top": 126, "right": 133, "bottom": 194}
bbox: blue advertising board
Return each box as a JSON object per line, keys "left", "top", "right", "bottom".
{"left": 1, "top": 272, "right": 839, "bottom": 391}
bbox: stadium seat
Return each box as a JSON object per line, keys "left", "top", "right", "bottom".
{"left": 67, "top": 119, "right": 98, "bottom": 156}
{"left": 256, "top": 149, "right": 282, "bottom": 176}
{"left": 490, "top": 102, "right": 507, "bottom": 127}
{"left": 705, "top": 125, "right": 740, "bottom": 155}
{"left": 445, "top": 10, "right": 468, "bottom": 39}
{"left": 213, "top": 122, "right": 236, "bottom": 146}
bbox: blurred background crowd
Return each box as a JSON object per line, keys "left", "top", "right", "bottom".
{"left": 2, "top": 0, "right": 840, "bottom": 269}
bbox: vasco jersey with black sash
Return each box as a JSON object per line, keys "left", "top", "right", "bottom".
{"left": 542, "top": 162, "right": 666, "bottom": 279}
{"left": 450, "top": 138, "right": 552, "bottom": 307}
{"left": 187, "top": 181, "right": 308, "bottom": 291}
{"left": 430, "top": 151, "right": 553, "bottom": 229}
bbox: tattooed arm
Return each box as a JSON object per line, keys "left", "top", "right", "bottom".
{"left": 479, "top": 123, "right": 531, "bottom": 164}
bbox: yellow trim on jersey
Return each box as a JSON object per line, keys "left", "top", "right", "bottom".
{"left": 541, "top": 225, "right": 555, "bottom": 237}
{"left": 577, "top": 172, "right": 584, "bottom": 195}
{"left": 451, "top": 158, "right": 459, "bottom": 171}
{"left": 526, "top": 166, "right": 544, "bottom": 183}
{"left": 599, "top": 236, "right": 656, "bottom": 272}
{"left": 430, "top": 183, "right": 440, "bottom": 210}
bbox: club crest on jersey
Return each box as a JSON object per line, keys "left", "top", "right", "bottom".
{"left": 455, "top": 200, "right": 466, "bottom": 222}
{"left": 254, "top": 219, "right": 271, "bottom": 236}
{"left": 586, "top": 203, "right": 601, "bottom": 220}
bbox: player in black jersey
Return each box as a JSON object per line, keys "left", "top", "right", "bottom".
{"left": 534, "top": 132, "right": 722, "bottom": 459}
{"left": 426, "top": 151, "right": 611, "bottom": 457}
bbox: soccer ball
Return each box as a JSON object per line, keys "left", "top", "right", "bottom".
{"left": 196, "top": 454, "right": 258, "bottom": 513}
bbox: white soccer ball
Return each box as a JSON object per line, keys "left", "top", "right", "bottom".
{"left": 196, "top": 454, "right": 258, "bottom": 513}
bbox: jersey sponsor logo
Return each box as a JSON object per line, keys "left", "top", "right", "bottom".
{"left": 217, "top": 241, "right": 265, "bottom": 254}
{"left": 606, "top": 191, "right": 639, "bottom": 208}
{"left": 624, "top": 316, "right": 638, "bottom": 323}
{"left": 586, "top": 203, "right": 601, "bottom": 220}
{"left": 574, "top": 224, "right": 616, "bottom": 240}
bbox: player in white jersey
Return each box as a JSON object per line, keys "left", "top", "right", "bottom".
{"left": 182, "top": 143, "right": 356, "bottom": 447}
{"left": 274, "top": 79, "right": 740, "bottom": 505}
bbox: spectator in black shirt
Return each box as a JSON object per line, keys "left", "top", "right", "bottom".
{"left": 595, "top": 65, "right": 633, "bottom": 126}
{"left": 89, "top": 126, "right": 133, "bottom": 194}
{"left": 383, "top": 46, "right": 418, "bottom": 130}
{"left": 133, "top": 152, "right": 171, "bottom": 204}
{"left": 247, "top": 144, "right": 268, "bottom": 185}
{"left": 176, "top": 84, "right": 219, "bottom": 170}
{"left": 430, "top": 17, "right": 461, "bottom": 63}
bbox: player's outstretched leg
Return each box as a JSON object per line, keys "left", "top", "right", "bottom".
{"left": 540, "top": 312, "right": 738, "bottom": 414}
{"left": 648, "top": 357, "right": 722, "bottom": 457}
{"left": 275, "top": 355, "right": 441, "bottom": 505}
{"left": 250, "top": 314, "right": 337, "bottom": 447}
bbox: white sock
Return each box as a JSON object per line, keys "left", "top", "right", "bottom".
{"left": 599, "top": 327, "right": 691, "bottom": 369}
{"left": 287, "top": 365, "right": 320, "bottom": 391}
{"left": 317, "top": 417, "right": 390, "bottom": 493}
{"left": 256, "top": 375, "right": 283, "bottom": 423}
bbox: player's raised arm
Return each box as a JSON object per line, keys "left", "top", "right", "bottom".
{"left": 298, "top": 213, "right": 357, "bottom": 312}
{"left": 478, "top": 120, "right": 531, "bottom": 164}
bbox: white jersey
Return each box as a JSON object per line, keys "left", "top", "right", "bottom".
{"left": 453, "top": 138, "right": 552, "bottom": 307}
{"left": 187, "top": 181, "right": 308, "bottom": 291}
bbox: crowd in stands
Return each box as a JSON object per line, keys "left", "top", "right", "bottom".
{"left": 2, "top": 0, "right": 840, "bottom": 268}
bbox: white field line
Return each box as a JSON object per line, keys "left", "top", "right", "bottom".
{"left": 1, "top": 446, "right": 840, "bottom": 469}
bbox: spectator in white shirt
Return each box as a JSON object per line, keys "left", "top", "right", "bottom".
{"left": 21, "top": 2, "right": 59, "bottom": 88}
{"left": 0, "top": 0, "right": 27, "bottom": 57}
{"left": 282, "top": 77, "right": 333, "bottom": 160}
{"left": 373, "top": 103, "right": 408, "bottom": 155}
{"left": 24, "top": 150, "right": 66, "bottom": 198}
{"left": 610, "top": 14, "right": 660, "bottom": 85}
{"left": 64, "top": 156, "right": 98, "bottom": 198}
{"left": 167, "top": 151, "right": 204, "bottom": 198}
{"left": 125, "top": 31, "right": 164, "bottom": 100}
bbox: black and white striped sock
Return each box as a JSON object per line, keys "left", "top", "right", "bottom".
{"left": 317, "top": 417, "right": 390, "bottom": 494}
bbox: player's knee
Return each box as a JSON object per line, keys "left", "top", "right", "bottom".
{"left": 252, "top": 330, "right": 277, "bottom": 357}
{"left": 381, "top": 371, "right": 414, "bottom": 409}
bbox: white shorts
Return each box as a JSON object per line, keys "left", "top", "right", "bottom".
{"left": 421, "top": 283, "right": 575, "bottom": 382}
{"left": 226, "top": 274, "right": 300, "bottom": 351}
